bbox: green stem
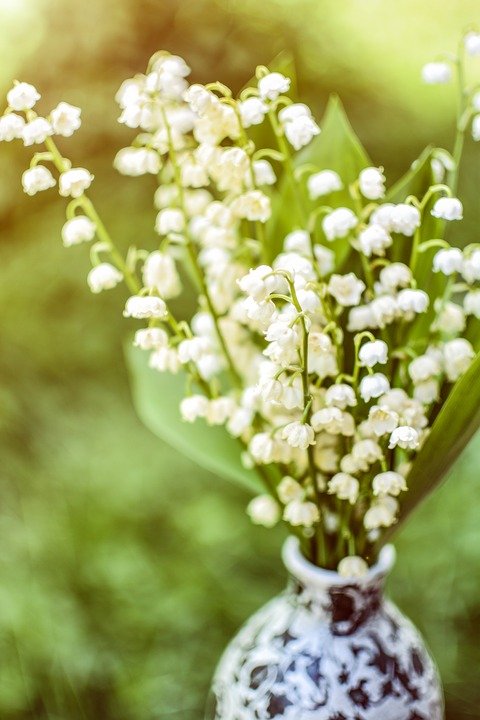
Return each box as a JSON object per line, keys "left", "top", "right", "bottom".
{"left": 160, "top": 108, "right": 242, "bottom": 388}
{"left": 450, "top": 126, "right": 465, "bottom": 196}
{"left": 81, "top": 198, "right": 140, "bottom": 294}
{"left": 409, "top": 225, "right": 422, "bottom": 275}
{"left": 268, "top": 109, "right": 308, "bottom": 226}
{"left": 185, "top": 243, "right": 242, "bottom": 388}
{"left": 449, "top": 41, "right": 468, "bottom": 195}
{"left": 410, "top": 186, "right": 451, "bottom": 276}
{"left": 360, "top": 253, "right": 375, "bottom": 294}
{"left": 289, "top": 281, "right": 327, "bottom": 566}
{"left": 351, "top": 195, "right": 374, "bottom": 293}
{"left": 44, "top": 136, "right": 141, "bottom": 294}
{"left": 229, "top": 99, "right": 270, "bottom": 264}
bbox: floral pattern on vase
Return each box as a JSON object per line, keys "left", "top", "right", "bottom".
{"left": 208, "top": 538, "right": 444, "bottom": 720}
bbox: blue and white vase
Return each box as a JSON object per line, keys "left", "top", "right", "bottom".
{"left": 208, "top": 537, "right": 444, "bottom": 720}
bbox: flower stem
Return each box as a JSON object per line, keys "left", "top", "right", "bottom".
{"left": 289, "top": 280, "right": 327, "bottom": 566}
{"left": 81, "top": 197, "right": 141, "bottom": 294}
{"left": 268, "top": 109, "right": 308, "bottom": 227}
{"left": 230, "top": 99, "right": 269, "bottom": 263}
{"left": 160, "top": 108, "right": 242, "bottom": 388}
{"left": 43, "top": 136, "right": 141, "bottom": 294}
{"left": 185, "top": 243, "right": 242, "bottom": 388}
{"left": 449, "top": 40, "right": 468, "bottom": 195}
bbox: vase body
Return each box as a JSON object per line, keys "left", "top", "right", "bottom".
{"left": 208, "top": 538, "right": 444, "bottom": 720}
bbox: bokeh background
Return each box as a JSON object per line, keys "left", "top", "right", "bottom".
{"left": 0, "top": 0, "right": 480, "bottom": 718}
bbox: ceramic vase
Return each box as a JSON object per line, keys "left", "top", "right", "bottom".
{"left": 208, "top": 537, "right": 444, "bottom": 720}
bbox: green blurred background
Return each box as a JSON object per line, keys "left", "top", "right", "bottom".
{"left": 0, "top": 0, "right": 479, "bottom": 717}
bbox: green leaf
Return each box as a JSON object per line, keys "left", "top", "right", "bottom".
{"left": 268, "top": 95, "right": 371, "bottom": 261}
{"left": 387, "top": 146, "right": 447, "bottom": 341}
{"left": 302, "top": 95, "right": 371, "bottom": 192}
{"left": 465, "top": 317, "right": 480, "bottom": 352}
{"left": 394, "top": 350, "right": 480, "bottom": 528}
{"left": 124, "top": 342, "right": 263, "bottom": 492}
{"left": 386, "top": 146, "right": 441, "bottom": 264}
{"left": 386, "top": 145, "right": 435, "bottom": 205}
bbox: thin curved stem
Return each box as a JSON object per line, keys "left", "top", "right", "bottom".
{"left": 449, "top": 39, "right": 468, "bottom": 195}
{"left": 43, "top": 136, "right": 141, "bottom": 294}
{"left": 268, "top": 109, "right": 309, "bottom": 227}
{"left": 288, "top": 280, "right": 327, "bottom": 566}
{"left": 160, "top": 108, "right": 242, "bottom": 388}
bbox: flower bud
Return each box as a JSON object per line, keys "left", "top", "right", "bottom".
{"left": 431, "top": 197, "right": 463, "bottom": 221}
{"left": 114, "top": 147, "right": 161, "bottom": 176}
{"left": 281, "top": 421, "right": 315, "bottom": 450}
{"left": 258, "top": 72, "right": 291, "bottom": 101}
{"left": 7, "top": 81, "right": 40, "bottom": 111}
{"left": 22, "top": 118, "right": 53, "bottom": 146}
{"left": 338, "top": 556, "right": 369, "bottom": 578}
{"left": 388, "top": 426, "right": 420, "bottom": 450}
{"left": 133, "top": 327, "right": 168, "bottom": 350}
{"left": 283, "top": 500, "right": 319, "bottom": 528}
{"left": 61, "top": 216, "right": 96, "bottom": 246}
{"left": 50, "top": 102, "right": 81, "bottom": 137}
{"left": 307, "top": 170, "right": 343, "bottom": 199}
{"left": 238, "top": 97, "right": 267, "bottom": 127}
{"left": 358, "top": 340, "right": 388, "bottom": 368}
{"left": 465, "top": 31, "right": 480, "bottom": 56}
{"left": 422, "top": 62, "right": 451, "bottom": 84}
{"left": 358, "top": 167, "right": 385, "bottom": 200}
{"left": 432, "top": 247, "right": 463, "bottom": 275}
{"left": 372, "top": 471, "right": 407, "bottom": 497}
{"left": 247, "top": 495, "right": 280, "bottom": 528}
{"left": 359, "top": 373, "right": 390, "bottom": 403}
{"left": 123, "top": 295, "right": 168, "bottom": 319}
{"left": 322, "top": 207, "right": 357, "bottom": 241}
{"left": 22, "top": 165, "right": 56, "bottom": 196}
{"left": 59, "top": 167, "right": 94, "bottom": 198}
{"left": 87, "top": 263, "right": 123, "bottom": 293}
{"left": 0, "top": 113, "right": 25, "bottom": 141}
{"left": 328, "top": 473, "right": 359, "bottom": 504}
{"left": 155, "top": 208, "right": 185, "bottom": 235}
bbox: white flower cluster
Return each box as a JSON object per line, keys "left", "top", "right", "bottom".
{"left": 0, "top": 81, "right": 107, "bottom": 290}
{"left": 5, "top": 47, "right": 479, "bottom": 576}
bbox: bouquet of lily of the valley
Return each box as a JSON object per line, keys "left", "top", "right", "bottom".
{"left": 4, "top": 33, "right": 480, "bottom": 574}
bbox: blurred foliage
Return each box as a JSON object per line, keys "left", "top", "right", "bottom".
{"left": 0, "top": 0, "right": 480, "bottom": 718}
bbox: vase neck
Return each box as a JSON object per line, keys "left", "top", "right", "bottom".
{"left": 282, "top": 537, "right": 395, "bottom": 636}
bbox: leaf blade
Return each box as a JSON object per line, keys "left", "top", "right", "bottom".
{"left": 268, "top": 94, "right": 372, "bottom": 260}
{"left": 398, "top": 350, "right": 480, "bottom": 522}
{"left": 124, "top": 341, "right": 262, "bottom": 492}
{"left": 386, "top": 146, "right": 447, "bottom": 340}
{"left": 386, "top": 145, "right": 435, "bottom": 204}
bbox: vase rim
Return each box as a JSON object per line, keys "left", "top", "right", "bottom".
{"left": 282, "top": 536, "right": 396, "bottom": 588}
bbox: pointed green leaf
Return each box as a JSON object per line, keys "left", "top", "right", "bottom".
{"left": 387, "top": 146, "right": 447, "bottom": 341}
{"left": 302, "top": 95, "right": 371, "bottom": 186}
{"left": 386, "top": 146, "right": 441, "bottom": 265}
{"left": 268, "top": 95, "right": 371, "bottom": 261}
{"left": 395, "top": 350, "right": 480, "bottom": 526}
{"left": 124, "top": 342, "right": 262, "bottom": 492}
{"left": 386, "top": 145, "right": 435, "bottom": 204}
{"left": 465, "top": 317, "right": 480, "bottom": 352}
